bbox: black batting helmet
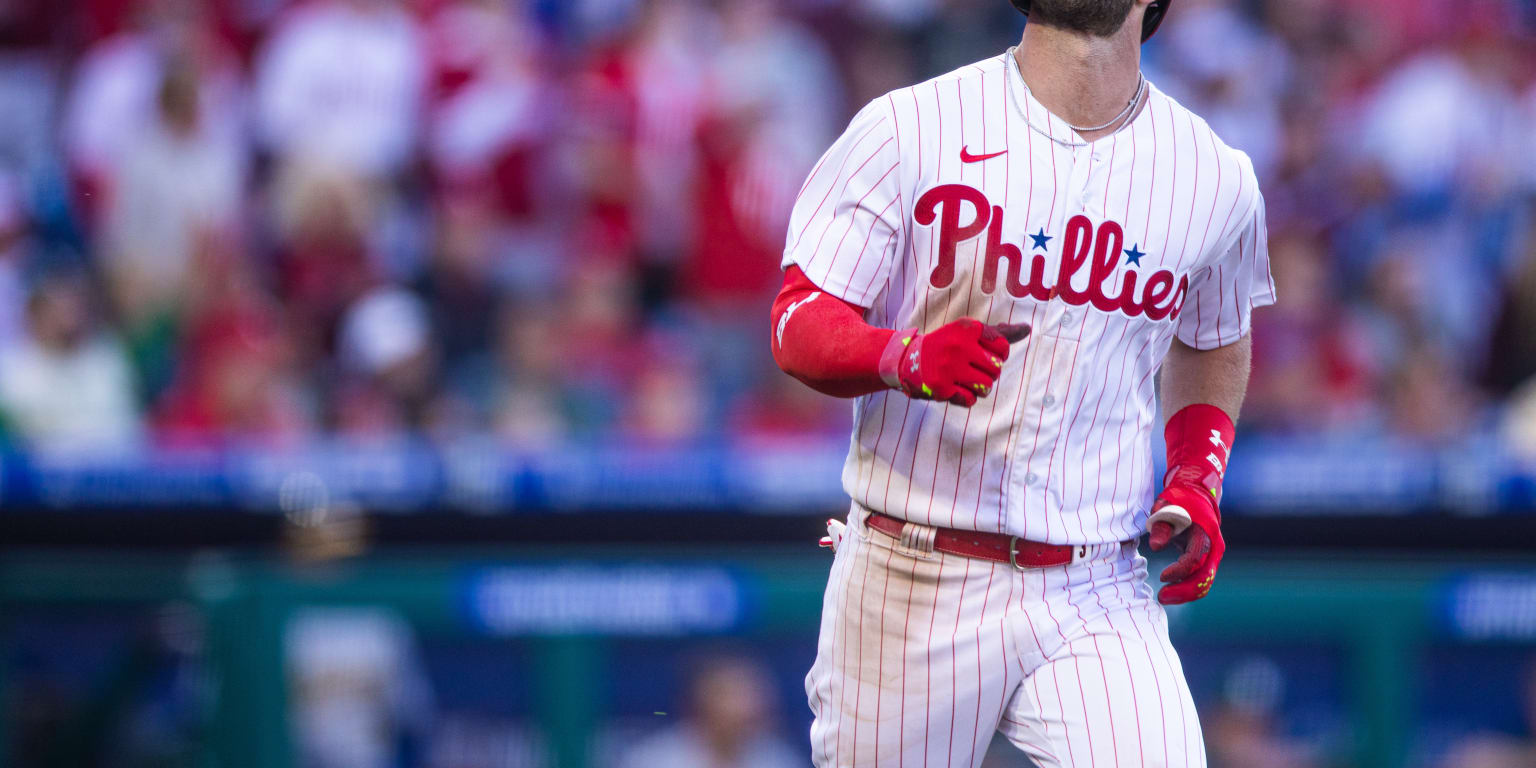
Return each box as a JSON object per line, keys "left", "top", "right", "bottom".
{"left": 1009, "top": 0, "right": 1172, "bottom": 42}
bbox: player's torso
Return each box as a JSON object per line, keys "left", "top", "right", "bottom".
{"left": 848, "top": 53, "right": 1251, "bottom": 543}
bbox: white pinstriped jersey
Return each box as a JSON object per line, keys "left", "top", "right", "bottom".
{"left": 782, "top": 51, "right": 1274, "bottom": 545}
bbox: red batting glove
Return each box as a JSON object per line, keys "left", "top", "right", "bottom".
{"left": 1148, "top": 480, "right": 1224, "bottom": 605}
{"left": 1147, "top": 404, "right": 1235, "bottom": 605}
{"left": 880, "top": 319, "right": 1030, "bottom": 407}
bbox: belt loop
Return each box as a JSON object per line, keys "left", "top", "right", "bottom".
{"left": 899, "top": 521, "right": 937, "bottom": 554}
{"left": 1071, "top": 544, "right": 1090, "bottom": 565}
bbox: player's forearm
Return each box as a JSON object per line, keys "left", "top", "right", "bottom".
{"left": 1159, "top": 335, "right": 1251, "bottom": 425}
{"left": 1149, "top": 335, "right": 1251, "bottom": 602}
{"left": 1155, "top": 334, "right": 1251, "bottom": 501}
{"left": 771, "top": 267, "right": 1026, "bottom": 404}
{"left": 770, "top": 267, "right": 894, "bottom": 398}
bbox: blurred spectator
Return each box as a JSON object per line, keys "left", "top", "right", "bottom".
{"left": 1387, "top": 346, "right": 1482, "bottom": 444}
{"left": 565, "top": 3, "right": 673, "bottom": 267}
{"left": 425, "top": 0, "right": 555, "bottom": 220}
{"left": 0, "top": 0, "right": 1527, "bottom": 452}
{"left": 621, "top": 652, "right": 798, "bottom": 768}
{"left": 1437, "top": 737, "right": 1532, "bottom": 768}
{"left": 553, "top": 258, "right": 642, "bottom": 435}
{"left": 687, "top": 0, "right": 838, "bottom": 305}
{"left": 1152, "top": 0, "right": 1288, "bottom": 176}
{"left": 489, "top": 299, "right": 580, "bottom": 444}
{"left": 1338, "top": 228, "right": 1493, "bottom": 441}
{"left": 100, "top": 52, "right": 246, "bottom": 374}
{"left": 1245, "top": 230, "right": 1374, "bottom": 433}
{"left": 423, "top": 0, "right": 567, "bottom": 293}
{"left": 255, "top": 0, "right": 426, "bottom": 178}
{"left": 282, "top": 492, "right": 433, "bottom": 768}
{"left": 1206, "top": 656, "right": 1320, "bottom": 768}
{"left": 1357, "top": 16, "right": 1524, "bottom": 202}
{"left": 271, "top": 163, "right": 379, "bottom": 370}
{"left": 626, "top": 0, "right": 712, "bottom": 263}
{"left": 285, "top": 607, "right": 434, "bottom": 768}
{"left": 622, "top": 339, "right": 708, "bottom": 445}
{"left": 417, "top": 196, "right": 502, "bottom": 388}
{"left": 153, "top": 246, "right": 310, "bottom": 447}
{"left": 337, "top": 286, "right": 438, "bottom": 436}
{"left": 0, "top": 266, "right": 140, "bottom": 454}
{"left": 63, "top": 0, "right": 243, "bottom": 219}
{"left": 1260, "top": 89, "right": 1348, "bottom": 234}
{"left": 62, "top": 0, "right": 246, "bottom": 404}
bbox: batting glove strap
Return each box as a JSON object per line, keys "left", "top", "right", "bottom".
{"left": 1162, "top": 463, "right": 1223, "bottom": 513}
{"left": 878, "top": 329, "right": 920, "bottom": 388}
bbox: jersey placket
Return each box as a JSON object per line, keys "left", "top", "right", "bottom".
{"left": 1008, "top": 138, "right": 1101, "bottom": 537}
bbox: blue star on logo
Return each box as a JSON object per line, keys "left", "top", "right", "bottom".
{"left": 1124, "top": 243, "right": 1146, "bottom": 267}
{"left": 1029, "top": 228, "right": 1052, "bottom": 251}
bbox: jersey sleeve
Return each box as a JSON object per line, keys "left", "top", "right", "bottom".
{"left": 781, "top": 98, "right": 904, "bottom": 309}
{"left": 1174, "top": 189, "right": 1275, "bottom": 350}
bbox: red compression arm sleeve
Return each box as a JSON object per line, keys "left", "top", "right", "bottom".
{"left": 770, "top": 266, "right": 894, "bottom": 398}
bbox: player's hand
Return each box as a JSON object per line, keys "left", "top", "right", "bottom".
{"left": 1147, "top": 479, "right": 1225, "bottom": 605}
{"left": 894, "top": 319, "right": 1030, "bottom": 407}
{"left": 818, "top": 518, "right": 848, "bottom": 553}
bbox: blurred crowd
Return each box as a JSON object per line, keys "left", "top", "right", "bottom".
{"left": 0, "top": 0, "right": 1533, "bottom": 454}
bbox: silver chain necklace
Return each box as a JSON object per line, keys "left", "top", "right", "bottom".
{"left": 1005, "top": 46, "right": 1146, "bottom": 147}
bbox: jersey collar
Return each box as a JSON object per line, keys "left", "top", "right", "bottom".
{"left": 1003, "top": 48, "right": 1157, "bottom": 148}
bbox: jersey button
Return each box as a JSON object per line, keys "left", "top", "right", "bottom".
{"left": 1026, "top": 473, "right": 1039, "bottom": 485}
{"left": 1043, "top": 395, "right": 1057, "bottom": 406}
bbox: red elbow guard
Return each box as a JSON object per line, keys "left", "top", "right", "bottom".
{"left": 769, "top": 267, "right": 893, "bottom": 398}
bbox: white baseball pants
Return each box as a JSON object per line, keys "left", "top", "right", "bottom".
{"left": 806, "top": 506, "right": 1206, "bottom": 767}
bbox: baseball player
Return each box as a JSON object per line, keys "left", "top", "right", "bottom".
{"left": 768, "top": 0, "right": 1272, "bottom": 765}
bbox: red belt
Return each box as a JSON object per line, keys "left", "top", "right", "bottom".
{"left": 864, "top": 511, "right": 1084, "bottom": 569}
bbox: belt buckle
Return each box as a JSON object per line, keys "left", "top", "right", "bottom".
{"left": 1008, "top": 536, "right": 1025, "bottom": 570}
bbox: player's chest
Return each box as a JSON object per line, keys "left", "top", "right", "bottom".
{"left": 905, "top": 135, "right": 1206, "bottom": 323}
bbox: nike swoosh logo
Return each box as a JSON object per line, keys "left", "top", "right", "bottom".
{"left": 960, "top": 146, "right": 1007, "bottom": 163}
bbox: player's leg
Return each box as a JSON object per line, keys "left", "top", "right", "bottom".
{"left": 996, "top": 546, "right": 1206, "bottom": 768}
{"left": 805, "top": 509, "right": 1022, "bottom": 767}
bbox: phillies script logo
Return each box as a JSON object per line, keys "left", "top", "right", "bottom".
{"left": 916, "top": 184, "right": 1189, "bottom": 321}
